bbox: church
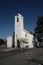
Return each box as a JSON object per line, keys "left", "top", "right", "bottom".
{"left": 7, "top": 13, "right": 34, "bottom": 48}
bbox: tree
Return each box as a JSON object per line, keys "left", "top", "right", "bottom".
{"left": 0, "top": 39, "right": 5, "bottom": 45}
{"left": 34, "top": 16, "right": 43, "bottom": 46}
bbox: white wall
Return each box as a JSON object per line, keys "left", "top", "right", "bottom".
{"left": 23, "top": 30, "right": 34, "bottom": 48}
{"left": 28, "top": 34, "right": 34, "bottom": 48}
{"left": 7, "top": 35, "right": 13, "bottom": 48}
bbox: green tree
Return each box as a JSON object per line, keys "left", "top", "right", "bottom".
{"left": 0, "top": 39, "right": 5, "bottom": 45}
{"left": 34, "top": 16, "right": 43, "bottom": 46}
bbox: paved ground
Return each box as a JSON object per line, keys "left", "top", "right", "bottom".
{"left": 0, "top": 48, "right": 43, "bottom": 65}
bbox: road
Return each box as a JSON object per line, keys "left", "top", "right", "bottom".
{"left": 0, "top": 48, "right": 43, "bottom": 65}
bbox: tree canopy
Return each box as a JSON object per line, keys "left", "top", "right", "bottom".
{"left": 34, "top": 16, "right": 43, "bottom": 42}
{"left": 0, "top": 39, "right": 6, "bottom": 45}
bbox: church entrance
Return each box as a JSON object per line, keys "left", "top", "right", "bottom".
{"left": 17, "top": 39, "right": 20, "bottom": 48}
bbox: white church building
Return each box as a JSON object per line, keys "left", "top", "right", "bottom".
{"left": 7, "top": 13, "right": 34, "bottom": 48}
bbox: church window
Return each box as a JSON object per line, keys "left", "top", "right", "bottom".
{"left": 17, "top": 17, "right": 19, "bottom": 22}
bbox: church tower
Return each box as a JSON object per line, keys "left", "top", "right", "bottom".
{"left": 15, "top": 13, "right": 24, "bottom": 48}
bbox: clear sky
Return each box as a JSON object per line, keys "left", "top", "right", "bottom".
{"left": 0, "top": 0, "right": 43, "bottom": 39}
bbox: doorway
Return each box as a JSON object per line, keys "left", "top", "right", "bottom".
{"left": 17, "top": 39, "right": 20, "bottom": 48}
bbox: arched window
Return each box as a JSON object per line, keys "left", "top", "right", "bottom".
{"left": 17, "top": 17, "right": 19, "bottom": 22}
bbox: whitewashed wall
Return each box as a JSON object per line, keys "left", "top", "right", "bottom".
{"left": 22, "top": 29, "right": 34, "bottom": 48}
{"left": 28, "top": 34, "right": 34, "bottom": 48}
{"left": 7, "top": 35, "right": 13, "bottom": 48}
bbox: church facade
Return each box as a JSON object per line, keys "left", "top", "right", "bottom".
{"left": 7, "top": 13, "right": 34, "bottom": 48}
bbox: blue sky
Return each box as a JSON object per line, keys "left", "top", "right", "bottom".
{"left": 0, "top": 0, "right": 43, "bottom": 39}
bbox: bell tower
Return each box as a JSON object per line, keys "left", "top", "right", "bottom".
{"left": 15, "top": 13, "right": 24, "bottom": 48}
